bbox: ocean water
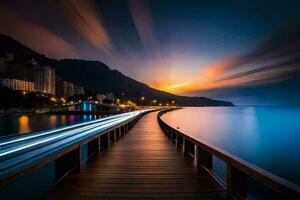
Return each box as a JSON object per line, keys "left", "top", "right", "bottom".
{"left": 161, "top": 107, "right": 300, "bottom": 186}
{"left": 0, "top": 114, "right": 104, "bottom": 137}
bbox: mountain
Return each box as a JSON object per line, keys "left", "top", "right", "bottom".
{"left": 0, "top": 34, "right": 50, "bottom": 64}
{"left": 0, "top": 34, "right": 233, "bottom": 106}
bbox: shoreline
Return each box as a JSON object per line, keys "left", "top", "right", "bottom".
{"left": 0, "top": 107, "right": 124, "bottom": 115}
{"left": 0, "top": 109, "right": 124, "bottom": 116}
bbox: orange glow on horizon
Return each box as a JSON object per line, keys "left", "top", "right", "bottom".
{"left": 151, "top": 56, "right": 239, "bottom": 94}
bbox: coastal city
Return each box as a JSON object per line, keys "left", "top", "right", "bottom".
{"left": 0, "top": 52, "right": 175, "bottom": 114}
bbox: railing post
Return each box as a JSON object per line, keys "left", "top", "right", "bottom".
{"left": 227, "top": 164, "right": 247, "bottom": 200}
{"left": 175, "top": 133, "right": 180, "bottom": 148}
{"left": 107, "top": 132, "right": 111, "bottom": 148}
{"left": 195, "top": 146, "right": 212, "bottom": 172}
{"left": 114, "top": 129, "right": 117, "bottom": 142}
{"left": 97, "top": 136, "right": 101, "bottom": 154}
{"left": 182, "top": 137, "right": 187, "bottom": 154}
{"left": 74, "top": 145, "right": 82, "bottom": 173}
{"left": 119, "top": 127, "right": 122, "bottom": 136}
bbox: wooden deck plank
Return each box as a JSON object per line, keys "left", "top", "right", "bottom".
{"left": 45, "top": 111, "right": 227, "bottom": 199}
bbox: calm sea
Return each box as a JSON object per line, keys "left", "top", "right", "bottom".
{"left": 161, "top": 107, "right": 300, "bottom": 185}
{"left": 0, "top": 114, "right": 105, "bottom": 137}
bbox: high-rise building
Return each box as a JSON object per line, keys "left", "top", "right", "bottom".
{"left": 96, "top": 93, "right": 107, "bottom": 104}
{"left": 56, "top": 80, "right": 68, "bottom": 98}
{"left": 56, "top": 75, "right": 67, "bottom": 98}
{"left": 56, "top": 77, "right": 77, "bottom": 98}
{"left": 0, "top": 78, "right": 35, "bottom": 92}
{"left": 105, "top": 93, "right": 115, "bottom": 101}
{"left": 66, "top": 82, "right": 74, "bottom": 97}
{"left": 73, "top": 85, "right": 85, "bottom": 95}
{"left": 34, "top": 66, "right": 55, "bottom": 94}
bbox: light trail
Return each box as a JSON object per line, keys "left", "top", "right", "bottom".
{"left": 0, "top": 117, "right": 122, "bottom": 157}
{"left": 0, "top": 110, "right": 151, "bottom": 160}
{"left": 0, "top": 111, "right": 138, "bottom": 147}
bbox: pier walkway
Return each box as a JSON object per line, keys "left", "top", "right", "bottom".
{"left": 46, "top": 111, "right": 226, "bottom": 199}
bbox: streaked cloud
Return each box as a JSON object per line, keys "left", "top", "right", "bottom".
{"left": 0, "top": 6, "right": 76, "bottom": 59}
{"left": 62, "top": 0, "right": 112, "bottom": 52}
{"left": 178, "top": 50, "right": 300, "bottom": 94}
{"left": 127, "top": 0, "right": 160, "bottom": 56}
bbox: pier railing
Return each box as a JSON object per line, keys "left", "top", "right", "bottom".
{"left": 158, "top": 109, "right": 300, "bottom": 200}
{"left": 0, "top": 110, "right": 152, "bottom": 188}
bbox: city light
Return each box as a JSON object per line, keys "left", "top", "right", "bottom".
{"left": 60, "top": 97, "right": 66, "bottom": 103}
{"left": 50, "top": 97, "right": 57, "bottom": 102}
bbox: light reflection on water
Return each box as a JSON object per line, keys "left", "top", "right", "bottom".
{"left": 161, "top": 106, "right": 300, "bottom": 185}
{"left": 0, "top": 114, "right": 103, "bottom": 137}
{"left": 18, "top": 115, "right": 31, "bottom": 134}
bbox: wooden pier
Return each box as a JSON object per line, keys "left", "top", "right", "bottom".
{"left": 45, "top": 111, "right": 226, "bottom": 199}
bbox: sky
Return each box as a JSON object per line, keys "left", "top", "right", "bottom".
{"left": 0, "top": 0, "right": 300, "bottom": 105}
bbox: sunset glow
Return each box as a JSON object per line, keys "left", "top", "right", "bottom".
{"left": 0, "top": 0, "right": 300, "bottom": 104}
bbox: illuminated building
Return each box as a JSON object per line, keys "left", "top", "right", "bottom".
{"left": 96, "top": 93, "right": 106, "bottom": 104}
{"left": 56, "top": 79, "right": 68, "bottom": 98}
{"left": 75, "top": 101, "right": 96, "bottom": 112}
{"left": 0, "top": 78, "right": 35, "bottom": 92}
{"left": 34, "top": 66, "right": 55, "bottom": 94}
{"left": 56, "top": 76, "right": 84, "bottom": 98}
{"left": 105, "top": 93, "right": 115, "bottom": 101}
{"left": 66, "top": 82, "right": 74, "bottom": 97}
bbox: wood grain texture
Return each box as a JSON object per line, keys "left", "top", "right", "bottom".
{"left": 45, "top": 111, "right": 227, "bottom": 200}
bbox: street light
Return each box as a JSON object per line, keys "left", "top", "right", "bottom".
{"left": 150, "top": 99, "right": 157, "bottom": 108}
{"left": 140, "top": 96, "right": 145, "bottom": 109}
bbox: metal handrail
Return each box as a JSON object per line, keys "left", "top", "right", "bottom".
{"left": 0, "top": 109, "right": 152, "bottom": 186}
{"left": 158, "top": 109, "right": 300, "bottom": 199}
